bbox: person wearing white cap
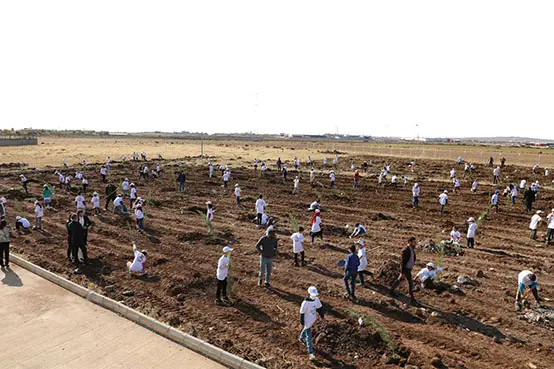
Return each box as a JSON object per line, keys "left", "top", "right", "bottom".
{"left": 545, "top": 209, "right": 554, "bottom": 245}
{"left": 208, "top": 162, "right": 214, "bottom": 178}
{"left": 471, "top": 179, "right": 478, "bottom": 193}
{"left": 466, "top": 217, "right": 477, "bottom": 248}
{"left": 329, "top": 170, "right": 335, "bottom": 188}
{"left": 127, "top": 242, "right": 147, "bottom": 276}
{"left": 255, "top": 195, "right": 266, "bottom": 226}
{"left": 292, "top": 176, "right": 300, "bottom": 194}
{"left": 414, "top": 263, "right": 437, "bottom": 289}
{"left": 529, "top": 210, "right": 543, "bottom": 240}
{"left": 91, "top": 192, "right": 100, "bottom": 216}
{"left": 113, "top": 194, "right": 127, "bottom": 215}
{"left": 234, "top": 184, "right": 241, "bottom": 208}
{"left": 310, "top": 209, "right": 323, "bottom": 244}
{"left": 206, "top": 201, "right": 214, "bottom": 222}
{"left": 515, "top": 270, "right": 541, "bottom": 311}
{"left": 129, "top": 183, "right": 137, "bottom": 208}
{"left": 33, "top": 200, "right": 44, "bottom": 230}
{"left": 439, "top": 190, "right": 448, "bottom": 215}
{"left": 299, "top": 286, "right": 324, "bottom": 361}
{"left": 216, "top": 246, "right": 233, "bottom": 305}
{"left": 357, "top": 240, "right": 368, "bottom": 286}
{"left": 20, "top": 174, "right": 29, "bottom": 194}
{"left": 121, "top": 178, "right": 130, "bottom": 195}
{"left": 291, "top": 226, "right": 305, "bottom": 267}
{"left": 0, "top": 197, "right": 6, "bottom": 220}
{"left": 15, "top": 215, "right": 31, "bottom": 233}
{"left": 412, "top": 183, "right": 420, "bottom": 209}
{"left": 222, "top": 170, "right": 230, "bottom": 189}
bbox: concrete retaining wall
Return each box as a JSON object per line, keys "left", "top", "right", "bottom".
{"left": 11, "top": 254, "right": 264, "bottom": 369}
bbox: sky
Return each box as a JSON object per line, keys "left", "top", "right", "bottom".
{"left": 1, "top": 1, "right": 553, "bottom": 138}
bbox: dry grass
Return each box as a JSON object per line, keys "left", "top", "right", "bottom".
{"left": 0, "top": 136, "right": 553, "bottom": 168}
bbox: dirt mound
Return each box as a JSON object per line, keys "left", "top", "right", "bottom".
{"left": 313, "top": 319, "right": 385, "bottom": 358}
{"left": 181, "top": 232, "right": 205, "bottom": 242}
{"left": 371, "top": 213, "right": 395, "bottom": 221}
{"left": 374, "top": 260, "right": 400, "bottom": 285}
{"left": 419, "top": 239, "right": 463, "bottom": 256}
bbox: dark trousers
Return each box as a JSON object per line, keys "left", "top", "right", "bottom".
{"left": 236, "top": 196, "right": 240, "bottom": 207}
{"left": 83, "top": 184, "right": 88, "bottom": 194}
{"left": 493, "top": 175, "right": 499, "bottom": 184}
{"left": 390, "top": 267, "right": 414, "bottom": 298}
{"left": 66, "top": 236, "right": 72, "bottom": 259}
{"left": 530, "top": 229, "right": 537, "bottom": 240}
{"left": 105, "top": 196, "right": 115, "bottom": 209}
{"left": 413, "top": 196, "right": 419, "bottom": 208}
{"left": 0, "top": 242, "right": 9, "bottom": 266}
{"left": 344, "top": 270, "right": 357, "bottom": 297}
{"left": 525, "top": 202, "right": 532, "bottom": 212}
{"left": 546, "top": 229, "right": 554, "bottom": 244}
{"left": 256, "top": 213, "right": 262, "bottom": 225}
{"left": 467, "top": 237, "right": 475, "bottom": 248}
{"left": 310, "top": 230, "right": 323, "bottom": 243}
{"left": 294, "top": 251, "right": 305, "bottom": 266}
{"left": 22, "top": 182, "right": 28, "bottom": 193}
{"left": 216, "top": 278, "right": 228, "bottom": 299}
{"left": 130, "top": 198, "right": 135, "bottom": 208}
{"left": 72, "top": 242, "right": 88, "bottom": 264}
{"left": 358, "top": 270, "right": 366, "bottom": 285}
{"left": 102, "top": 174, "right": 106, "bottom": 183}
{"left": 137, "top": 218, "right": 144, "bottom": 231}
{"left": 440, "top": 205, "right": 445, "bottom": 214}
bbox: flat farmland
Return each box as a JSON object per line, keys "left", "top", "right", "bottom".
{"left": 1, "top": 137, "right": 554, "bottom": 368}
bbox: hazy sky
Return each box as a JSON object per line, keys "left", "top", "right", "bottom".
{"left": 1, "top": 2, "right": 553, "bottom": 138}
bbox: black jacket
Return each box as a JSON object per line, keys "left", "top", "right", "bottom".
{"left": 400, "top": 246, "right": 416, "bottom": 270}
{"left": 68, "top": 221, "right": 85, "bottom": 245}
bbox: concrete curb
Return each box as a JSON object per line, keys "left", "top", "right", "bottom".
{"left": 11, "top": 254, "right": 264, "bottom": 369}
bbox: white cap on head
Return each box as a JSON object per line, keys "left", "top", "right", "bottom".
{"left": 16, "top": 216, "right": 21, "bottom": 220}
{"left": 34, "top": 200, "right": 39, "bottom": 204}
{"left": 43, "top": 184, "right": 48, "bottom": 187}
{"left": 357, "top": 240, "right": 365, "bottom": 246}
{"left": 93, "top": 191, "right": 98, "bottom": 195}
{"left": 426, "top": 262, "right": 435, "bottom": 268}
{"left": 222, "top": 246, "right": 233, "bottom": 253}
{"left": 444, "top": 190, "right": 448, "bottom": 193}
{"left": 0, "top": 197, "right": 6, "bottom": 203}
{"left": 125, "top": 178, "right": 129, "bottom": 181}
{"left": 308, "top": 286, "right": 319, "bottom": 297}
{"left": 315, "top": 209, "right": 320, "bottom": 213}
{"left": 235, "top": 183, "right": 239, "bottom": 187}
{"left": 19, "top": 174, "right": 24, "bottom": 177}
{"left": 206, "top": 201, "right": 212, "bottom": 205}
{"left": 467, "top": 217, "right": 475, "bottom": 222}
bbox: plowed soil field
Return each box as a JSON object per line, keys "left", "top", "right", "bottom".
{"left": 2, "top": 152, "right": 554, "bottom": 369}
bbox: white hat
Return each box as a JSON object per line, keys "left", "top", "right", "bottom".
{"left": 308, "top": 286, "right": 319, "bottom": 297}
{"left": 357, "top": 240, "right": 365, "bottom": 246}
{"left": 444, "top": 190, "right": 448, "bottom": 193}
{"left": 222, "top": 246, "right": 233, "bottom": 253}
{"left": 34, "top": 200, "right": 39, "bottom": 205}
{"left": 16, "top": 216, "right": 21, "bottom": 220}
{"left": 330, "top": 170, "right": 334, "bottom": 172}
{"left": 43, "top": 184, "right": 48, "bottom": 187}
{"left": 467, "top": 217, "right": 475, "bottom": 222}
{"left": 0, "top": 197, "right": 6, "bottom": 204}
{"left": 414, "top": 183, "right": 419, "bottom": 187}
{"left": 266, "top": 226, "right": 275, "bottom": 235}
{"left": 235, "top": 183, "right": 239, "bottom": 187}
{"left": 93, "top": 191, "right": 98, "bottom": 195}
{"left": 125, "top": 178, "right": 129, "bottom": 181}
{"left": 315, "top": 209, "right": 320, "bottom": 213}
{"left": 426, "top": 262, "right": 435, "bottom": 269}
{"left": 206, "top": 201, "right": 212, "bottom": 205}
{"left": 130, "top": 183, "right": 135, "bottom": 186}
{"left": 19, "top": 174, "right": 24, "bottom": 177}
{"left": 295, "top": 176, "right": 299, "bottom": 179}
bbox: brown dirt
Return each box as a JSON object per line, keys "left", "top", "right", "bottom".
{"left": 4, "top": 153, "right": 554, "bottom": 369}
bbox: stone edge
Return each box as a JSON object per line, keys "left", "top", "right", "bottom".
{"left": 11, "top": 254, "right": 264, "bottom": 369}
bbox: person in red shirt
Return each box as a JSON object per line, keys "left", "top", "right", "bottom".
{"left": 353, "top": 170, "right": 360, "bottom": 189}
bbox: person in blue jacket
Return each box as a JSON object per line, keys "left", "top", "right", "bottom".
{"left": 344, "top": 245, "right": 360, "bottom": 300}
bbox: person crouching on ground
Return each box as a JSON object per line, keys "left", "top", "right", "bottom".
{"left": 414, "top": 262, "right": 437, "bottom": 289}
{"left": 344, "top": 245, "right": 360, "bottom": 300}
{"left": 127, "top": 243, "right": 147, "bottom": 276}
{"left": 15, "top": 215, "right": 31, "bottom": 233}
{"left": 299, "top": 286, "right": 324, "bottom": 361}
{"left": 310, "top": 209, "right": 323, "bottom": 244}
{"left": 216, "top": 246, "right": 233, "bottom": 305}
{"left": 113, "top": 194, "right": 127, "bottom": 216}
{"left": 349, "top": 223, "right": 366, "bottom": 238}
{"left": 291, "top": 226, "right": 306, "bottom": 267}
{"left": 515, "top": 270, "right": 541, "bottom": 311}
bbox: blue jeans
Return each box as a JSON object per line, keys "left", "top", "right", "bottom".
{"left": 259, "top": 257, "right": 273, "bottom": 284}
{"left": 344, "top": 270, "right": 358, "bottom": 297}
{"left": 299, "top": 327, "right": 313, "bottom": 354}
{"left": 137, "top": 218, "right": 144, "bottom": 231}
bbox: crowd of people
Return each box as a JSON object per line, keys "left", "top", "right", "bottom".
{"left": 0, "top": 152, "right": 549, "bottom": 361}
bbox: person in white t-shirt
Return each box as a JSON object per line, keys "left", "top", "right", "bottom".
{"left": 15, "top": 216, "right": 31, "bottom": 233}
{"left": 216, "top": 246, "right": 233, "bottom": 305}
{"left": 449, "top": 226, "right": 461, "bottom": 246}
{"left": 329, "top": 170, "right": 335, "bottom": 188}
{"left": 466, "top": 217, "right": 477, "bottom": 248}
{"left": 100, "top": 166, "right": 108, "bottom": 183}
{"left": 519, "top": 179, "right": 527, "bottom": 194}
{"left": 453, "top": 178, "right": 461, "bottom": 193}
{"left": 234, "top": 184, "right": 241, "bottom": 208}
{"left": 490, "top": 190, "right": 499, "bottom": 213}
{"left": 127, "top": 243, "right": 147, "bottom": 276}
{"left": 291, "top": 227, "right": 305, "bottom": 267}
{"left": 129, "top": 183, "right": 137, "bottom": 208}
{"left": 529, "top": 210, "right": 543, "bottom": 240}
{"left": 33, "top": 201, "right": 44, "bottom": 230}
{"left": 309, "top": 168, "right": 315, "bottom": 184}
{"left": 206, "top": 201, "right": 214, "bottom": 222}
{"left": 293, "top": 176, "right": 300, "bottom": 194}
{"left": 515, "top": 270, "right": 540, "bottom": 311}
{"left": 299, "top": 286, "right": 324, "bottom": 361}
{"left": 75, "top": 192, "right": 86, "bottom": 214}
{"left": 439, "top": 190, "right": 448, "bottom": 214}
{"left": 91, "top": 192, "right": 100, "bottom": 216}
{"left": 113, "top": 194, "right": 127, "bottom": 215}
{"left": 545, "top": 209, "right": 554, "bottom": 245}
{"left": 255, "top": 195, "right": 266, "bottom": 225}
{"left": 414, "top": 262, "right": 437, "bottom": 289}
{"left": 412, "top": 183, "right": 420, "bottom": 209}
{"left": 121, "top": 178, "right": 130, "bottom": 195}
{"left": 357, "top": 240, "right": 368, "bottom": 286}
{"left": 308, "top": 200, "right": 320, "bottom": 211}
{"left": 310, "top": 210, "right": 322, "bottom": 244}
{"left": 493, "top": 166, "right": 500, "bottom": 184}
{"left": 65, "top": 175, "right": 72, "bottom": 191}
{"left": 222, "top": 170, "right": 230, "bottom": 189}
{"left": 471, "top": 180, "right": 478, "bottom": 193}
{"left": 450, "top": 168, "right": 456, "bottom": 179}
{"left": 135, "top": 204, "right": 145, "bottom": 232}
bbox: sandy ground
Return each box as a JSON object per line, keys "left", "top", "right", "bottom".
{"left": 2, "top": 148, "right": 554, "bottom": 368}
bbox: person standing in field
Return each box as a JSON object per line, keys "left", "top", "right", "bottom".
{"left": 357, "top": 240, "right": 368, "bottom": 287}
{"left": 121, "top": 178, "right": 130, "bottom": 196}
{"left": 91, "top": 192, "right": 100, "bottom": 216}
{"left": 65, "top": 174, "right": 72, "bottom": 191}
{"left": 0, "top": 197, "right": 6, "bottom": 220}
{"left": 75, "top": 192, "right": 86, "bottom": 214}
{"left": 412, "top": 183, "right": 420, "bottom": 209}
{"left": 524, "top": 186, "right": 536, "bottom": 213}
{"left": 491, "top": 190, "right": 500, "bottom": 213}
{"left": 291, "top": 226, "right": 306, "bottom": 267}
{"left": 82, "top": 176, "right": 88, "bottom": 194}
{"left": 208, "top": 162, "right": 214, "bottom": 178}
{"left": 42, "top": 184, "right": 53, "bottom": 209}
{"left": 223, "top": 170, "right": 230, "bottom": 189}
{"left": 310, "top": 168, "right": 315, "bottom": 185}
{"left": 343, "top": 245, "right": 360, "bottom": 300}
{"left": 299, "top": 286, "right": 324, "bottom": 361}
{"left": 310, "top": 209, "right": 323, "bottom": 244}
{"left": 206, "top": 201, "right": 214, "bottom": 222}
{"left": 129, "top": 183, "right": 137, "bottom": 208}
{"left": 234, "top": 184, "right": 241, "bottom": 208}
{"left": 256, "top": 227, "right": 278, "bottom": 287}
{"left": 545, "top": 209, "right": 554, "bottom": 245}
{"left": 329, "top": 170, "right": 335, "bottom": 188}
{"left": 19, "top": 174, "right": 29, "bottom": 194}
{"left": 0, "top": 220, "right": 11, "bottom": 268}
{"left": 389, "top": 237, "right": 418, "bottom": 305}
{"left": 105, "top": 183, "right": 117, "bottom": 210}
{"left": 439, "top": 190, "right": 448, "bottom": 214}
{"left": 529, "top": 210, "right": 543, "bottom": 240}
{"left": 77, "top": 209, "right": 93, "bottom": 248}
{"left": 135, "top": 204, "right": 145, "bottom": 232}
{"left": 177, "top": 171, "right": 185, "bottom": 192}
{"left": 471, "top": 180, "right": 478, "bottom": 193}
{"left": 353, "top": 170, "right": 360, "bottom": 189}
{"left": 216, "top": 246, "right": 233, "bottom": 305}
{"left": 493, "top": 166, "right": 500, "bottom": 184}
{"left": 100, "top": 166, "right": 108, "bottom": 183}
{"left": 255, "top": 195, "right": 266, "bottom": 226}
{"left": 293, "top": 176, "right": 300, "bottom": 194}
{"left": 33, "top": 200, "right": 44, "bottom": 230}
{"left": 276, "top": 157, "right": 282, "bottom": 171}
{"left": 68, "top": 213, "right": 87, "bottom": 265}
{"left": 466, "top": 217, "right": 477, "bottom": 248}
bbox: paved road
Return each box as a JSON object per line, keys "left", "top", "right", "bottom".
{"left": 0, "top": 265, "right": 225, "bottom": 369}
